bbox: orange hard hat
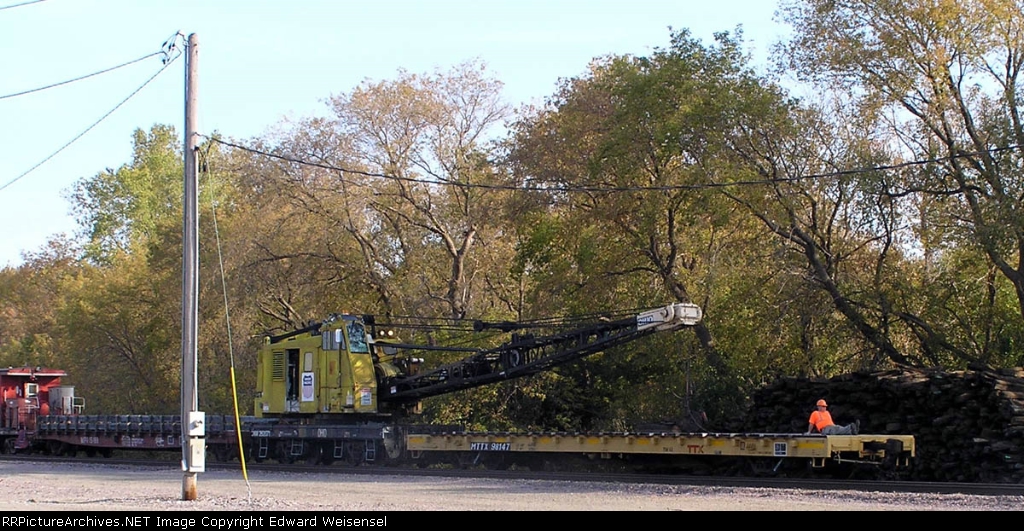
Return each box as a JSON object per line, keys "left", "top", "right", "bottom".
{"left": 816, "top": 399, "right": 828, "bottom": 407}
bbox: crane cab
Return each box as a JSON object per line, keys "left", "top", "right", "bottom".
{"left": 254, "top": 315, "right": 382, "bottom": 417}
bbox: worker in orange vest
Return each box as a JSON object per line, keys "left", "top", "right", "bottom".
{"left": 806, "top": 399, "right": 859, "bottom": 435}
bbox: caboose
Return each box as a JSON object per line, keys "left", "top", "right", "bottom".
{"left": 0, "top": 366, "right": 83, "bottom": 453}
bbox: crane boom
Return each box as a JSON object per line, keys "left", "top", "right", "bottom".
{"left": 378, "top": 302, "right": 702, "bottom": 402}
{"left": 254, "top": 303, "right": 701, "bottom": 418}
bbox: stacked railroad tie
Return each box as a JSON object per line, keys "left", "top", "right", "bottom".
{"left": 738, "top": 364, "right": 1024, "bottom": 483}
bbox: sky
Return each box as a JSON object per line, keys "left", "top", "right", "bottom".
{"left": 0, "top": 0, "right": 790, "bottom": 268}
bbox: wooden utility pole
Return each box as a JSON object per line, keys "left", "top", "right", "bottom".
{"left": 181, "top": 31, "right": 204, "bottom": 501}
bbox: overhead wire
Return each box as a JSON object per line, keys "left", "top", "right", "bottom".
{"left": 0, "top": 0, "right": 46, "bottom": 10}
{"left": 0, "top": 33, "right": 184, "bottom": 193}
{"left": 202, "top": 135, "right": 1024, "bottom": 194}
{"left": 0, "top": 51, "right": 164, "bottom": 100}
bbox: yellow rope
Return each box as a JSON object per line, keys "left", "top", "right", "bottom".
{"left": 204, "top": 147, "right": 252, "bottom": 502}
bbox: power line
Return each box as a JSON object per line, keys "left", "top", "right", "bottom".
{"left": 202, "top": 135, "right": 1024, "bottom": 194}
{"left": 0, "top": 40, "right": 183, "bottom": 193}
{"left": 0, "top": 52, "right": 163, "bottom": 100}
{"left": 0, "top": 0, "right": 46, "bottom": 10}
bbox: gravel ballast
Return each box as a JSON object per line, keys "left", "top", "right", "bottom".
{"left": 0, "top": 461, "right": 1020, "bottom": 511}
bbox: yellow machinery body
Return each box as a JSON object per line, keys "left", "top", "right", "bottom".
{"left": 406, "top": 431, "right": 916, "bottom": 468}
{"left": 254, "top": 315, "right": 379, "bottom": 417}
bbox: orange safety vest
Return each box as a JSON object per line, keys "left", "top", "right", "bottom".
{"left": 808, "top": 410, "right": 834, "bottom": 432}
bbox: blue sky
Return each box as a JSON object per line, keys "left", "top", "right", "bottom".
{"left": 0, "top": 0, "right": 788, "bottom": 268}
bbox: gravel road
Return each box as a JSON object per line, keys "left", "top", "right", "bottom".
{"left": 0, "top": 461, "right": 1020, "bottom": 511}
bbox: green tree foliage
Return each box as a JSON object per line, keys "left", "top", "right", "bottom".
{"left": 507, "top": 29, "right": 789, "bottom": 420}
{"left": 779, "top": 0, "right": 1024, "bottom": 368}
{"left": 56, "top": 251, "right": 179, "bottom": 413}
{"left": 69, "top": 125, "right": 183, "bottom": 264}
{"left": 218, "top": 123, "right": 368, "bottom": 335}
{"left": 44, "top": 125, "right": 189, "bottom": 413}
{"left": 719, "top": 96, "right": 931, "bottom": 370}
{"left": 0, "top": 238, "right": 79, "bottom": 370}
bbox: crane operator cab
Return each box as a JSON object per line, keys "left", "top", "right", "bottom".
{"left": 254, "top": 314, "right": 413, "bottom": 418}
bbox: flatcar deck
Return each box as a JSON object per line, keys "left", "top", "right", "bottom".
{"left": 32, "top": 414, "right": 242, "bottom": 450}
{"left": 405, "top": 431, "right": 916, "bottom": 468}
{"left": 20, "top": 413, "right": 915, "bottom": 471}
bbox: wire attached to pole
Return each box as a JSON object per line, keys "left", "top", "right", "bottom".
{"left": 0, "top": 32, "right": 186, "bottom": 193}
{"left": 201, "top": 145, "right": 253, "bottom": 504}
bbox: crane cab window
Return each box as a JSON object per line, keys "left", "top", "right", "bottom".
{"left": 24, "top": 383, "right": 38, "bottom": 398}
{"left": 347, "top": 320, "right": 368, "bottom": 353}
{"left": 322, "top": 328, "right": 345, "bottom": 351}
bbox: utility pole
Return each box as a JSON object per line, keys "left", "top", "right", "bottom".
{"left": 181, "top": 31, "right": 205, "bottom": 501}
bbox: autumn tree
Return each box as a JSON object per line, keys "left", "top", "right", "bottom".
{"left": 0, "top": 238, "right": 80, "bottom": 370}
{"left": 778, "top": 0, "right": 1024, "bottom": 367}
{"left": 506, "top": 29, "right": 798, "bottom": 421}
{"left": 720, "top": 93, "right": 935, "bottom": 371}
{"left": 326, "top": 61, "right": 515, "bottom": 321}
{"left": 34, "top": 125, "right": 189, "bottom": 412}
{"left": 234, "top": 63, "right": 515, "bottom": 328}
{"left": 219, "top": 123, "right": 372, "bottom": 334}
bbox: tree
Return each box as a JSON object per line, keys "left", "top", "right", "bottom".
{"left": 779, "top": 0, "right": 1024, "bottom": 367}
{"left": 242, "top": 61, "right": 517, "bottom": 326}
{"left": 56, "top": 250, "right": 179, "bottom": 413}
{"left": 721, "top": 96, "right": 927, "bottom": 370}
{"left": 68, "top": 125, "right": 183, "bottom": 264}
{"left": 327, "top": 61, "right": 515, "bottom": 320}
{"left": 507, "top": 29, "right": 794, "bottom": 419}
{"left": 0, "top": 238, "right": 80, "bottom": 370}
{"left": 221, "top": 123, "right": 372, "bottom": 333}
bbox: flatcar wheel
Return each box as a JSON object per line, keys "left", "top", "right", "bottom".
{"left": 319, "top": 442, "right": 335, "bottom": 466}
{"left": 2, "top": 438, "right": 15, "bottom": 454}
{"left": 344, "top": 442, "right": 362, "bottom": 466}
{"left": 212, "top": 445, "right": 232, "bottom": 463}
{"left": 249, "top": 446, "right": 265, "bottom": 464}
{"left": 276, "top": 441, "right": 296, "bottom": 464}
{"left": 306, "top": 444, "right": 324, "bottom": 465}
{"left": 453, "top": 453, "right": 479, "bottom": 470}
{"left": 743, "top": 457, "right": 779, "bottom": 478}
{"left": 490, "top": 456, "right": 511, "bottom": 471}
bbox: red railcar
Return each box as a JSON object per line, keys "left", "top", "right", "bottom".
{"left": 0, "top": 366, "right": 83, "bottom": 452}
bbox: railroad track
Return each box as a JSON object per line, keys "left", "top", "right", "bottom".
{"left": 2, "top": 454, "right": 1021, "bottom": 498}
